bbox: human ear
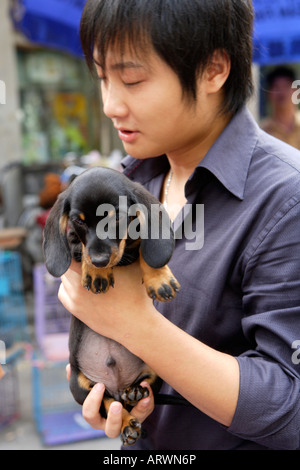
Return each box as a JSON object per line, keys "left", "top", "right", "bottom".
{"left": 203, "top": 49, "right": 231, "bottom": 94}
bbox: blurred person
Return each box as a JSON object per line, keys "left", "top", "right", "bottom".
{"left": 39, "top": 173, "right": 63, "bottom": 210}
{"left": 58, "top": 0, "right": 300, "bottom": 450}
{"left": 0, "top": 365, "right": 4, "bottom": 380}
{"left": 261, "top": 66, "right": 300, "bottom": 149}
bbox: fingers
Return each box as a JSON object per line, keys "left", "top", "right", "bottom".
{"left": 66, "top": 367, "right": 123, "bottom": 438}
{"left": 58, "top": 268, "right": 85, "bottom": 316}
{"left": 82, "top": 383, "right": 123, "bottom": 439}
{"left": 131, "top": 381, "right": 155, "bottom": 423}
{"left": 82, "top": 383, "right": 106, "bottom": 430}
{"left": 69, "top": 259, "right": 82, "bottom": 274}
{"left": 105, "top": 401, "right": 123, "bottom": 438}
{"left": 68, "top": 368, "right": 155, "bottom": 440}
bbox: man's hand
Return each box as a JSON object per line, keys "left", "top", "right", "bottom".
{"left": 58, "top": 260, "right": 156, "bottom": 344}
{"left": 66, "top": 364, "right": 155, "bottom": 440}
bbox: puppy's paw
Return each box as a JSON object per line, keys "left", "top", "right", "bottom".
{"left": 120, "top": 385, "right": 149, "bottom": 407}
{"left": 82, "top": 268, "right": 114, "bottom": 294}
{"left": 143, "top": 266, "right": 180, "bottom": 302}
{"left": 121, "top": 418, "right": 142, "bottom": 446}
{"left": 147, "top": 278, "right": 180, "bottom": 302}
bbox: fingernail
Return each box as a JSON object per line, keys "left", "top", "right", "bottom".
{"left": 94, "top": 383, "right": 104, "bottom": 393}
{"left": 111, "top": 403, "right": 122, "bottom": 414}
{"left": 140, "top": 397, "right": 151, "bottom": 408}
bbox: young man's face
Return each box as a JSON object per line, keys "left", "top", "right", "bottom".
{"left": 93, "top": 43, "right": 220, "bottom": 161}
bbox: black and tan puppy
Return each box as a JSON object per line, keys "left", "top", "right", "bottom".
{"left": 43, "top": 166, "right": 180, "bottom": 445}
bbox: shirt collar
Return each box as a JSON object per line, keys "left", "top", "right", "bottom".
{"left": 121, "top": 154, "right": 169, "bottom": 185}
{"left": 198, "top": 107, "right": 259, "bottom": 200}
{"left": 121, "top": 107, "right": 259, "bottom": 201}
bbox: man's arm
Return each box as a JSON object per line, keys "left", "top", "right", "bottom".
{"left": 59, "top": 261, "right": 240, "bottom": 428}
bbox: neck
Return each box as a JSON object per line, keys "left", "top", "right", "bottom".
{"left": 167, "top": 110, "right": 232, "bottom": 182}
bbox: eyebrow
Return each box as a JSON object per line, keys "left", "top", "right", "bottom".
{"left": 93, "top": 57, "right": 145, "bottom": 72}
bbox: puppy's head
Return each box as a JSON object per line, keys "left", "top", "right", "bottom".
{"left": 43, "top": 166, "right": 175, "bottom": 277}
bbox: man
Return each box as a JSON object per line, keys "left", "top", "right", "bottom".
{"left": 59, "top": 0, "right": 300, "bottom": 449}
{"left": 261, "top": 66, "right": 300, "bottom": 149}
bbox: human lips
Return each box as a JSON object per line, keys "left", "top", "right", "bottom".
{"left": 116, "top": 127, "right": 139, "bottom": 143}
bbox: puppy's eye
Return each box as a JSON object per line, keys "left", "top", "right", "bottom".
{"left": 74, "top": 217, "right": 86, "bottom": 226}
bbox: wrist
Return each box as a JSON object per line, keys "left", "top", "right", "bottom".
{"left": 119, "top": 302, "right": 162, "bottom": 358}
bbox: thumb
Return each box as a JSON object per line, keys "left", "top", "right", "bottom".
{"left": 131, "top": 382, "right": 155, "bottom": 423}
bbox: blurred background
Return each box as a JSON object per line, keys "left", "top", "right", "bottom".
{"left": 0, "top": 0, "right": 300, "bottom": 450}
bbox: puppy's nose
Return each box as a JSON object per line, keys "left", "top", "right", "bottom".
{"left": 90, "top": 253, "right": 111, "bottom": 268}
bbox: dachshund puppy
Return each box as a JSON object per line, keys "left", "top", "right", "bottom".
{"left": 43, "top": 166, "right": 180, "bottom": 445}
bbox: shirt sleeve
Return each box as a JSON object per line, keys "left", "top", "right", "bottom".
{"left": 227, "top": 193, "right": 300, "bottom": 449}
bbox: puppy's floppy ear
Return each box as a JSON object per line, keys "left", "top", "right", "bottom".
{"left": 43, "top": 190, "right": 71, "bottom": 277}
{"left": 130, "top": 182, "right": 174, "bottom": 269}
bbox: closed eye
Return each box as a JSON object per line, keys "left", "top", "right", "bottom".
{"left": 123, "top": 80, "right": 143, "bottom": 87}
{"left": 73, "top": 217, "right": 86, "bottom": 227}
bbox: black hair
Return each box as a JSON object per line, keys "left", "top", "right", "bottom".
{"left": 266, "top": 66, "right": 296, "bottom": 89}
{"left": 80, "top": 0, "right": 254, "bottom": 115}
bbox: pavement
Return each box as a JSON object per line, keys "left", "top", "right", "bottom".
{"left": 0, "top": 293, "right": 120, "bottom": 451}
{"left": 0, "top": 358, "right": 120, "bottom": 451}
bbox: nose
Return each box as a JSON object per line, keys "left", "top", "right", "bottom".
{"left": 101, "top": 82, "right": 128, "bottom": 120}
{"left": 90, "top": 253, "right": 111, "bottom": 268}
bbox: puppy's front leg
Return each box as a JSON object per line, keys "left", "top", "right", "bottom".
{"left": 82, "top": 260, "right": 114, "bottom": 294}
{"left": 139, "top": 256, "right": 180, "bottom": 302}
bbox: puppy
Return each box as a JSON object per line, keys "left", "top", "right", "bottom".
{"left": 43, "top": 166, "right": 180, "bottom": 445}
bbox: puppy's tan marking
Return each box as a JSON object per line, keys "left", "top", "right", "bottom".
{"left": 78, "top": 371, "right": 93, "bottom": 390}
{"left": 139, "top": 251, "right": 180, "bottom": 302}
{"left": 59, "top": 214, "right": 68, "bottom": 235}
{"left": 109, "top": 236, "right": 127, "bottom": 266}
{"left": 81, "top": 244, "right": 114, "bottom": 293}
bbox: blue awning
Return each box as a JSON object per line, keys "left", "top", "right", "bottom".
{"left": 12, "top": 0, "right": 300, "bottom": 65}
{"left": 253, "top": 0, "right": 300, "bottom": 65}
{"left": 12, "top": 0, "right": 86, "bottom": 57}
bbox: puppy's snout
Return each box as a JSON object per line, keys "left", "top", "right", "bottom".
{"left": 90, "top": 253, "right": 111, "bottom": 268}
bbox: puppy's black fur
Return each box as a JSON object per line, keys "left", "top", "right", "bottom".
{"left": 43, "top": 166, "right": 181, "bottom": 446}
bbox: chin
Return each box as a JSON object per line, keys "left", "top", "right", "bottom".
{"left": 122, "top": 144, "right": 164, "bottom": 160}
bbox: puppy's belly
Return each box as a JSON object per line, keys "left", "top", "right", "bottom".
{"left": 77, "top": 326, "right": 146, "bottom": 400}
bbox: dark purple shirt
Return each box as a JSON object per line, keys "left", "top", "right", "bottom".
{"left": 121, "top": 107, "right": 300, "bottom": 450}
